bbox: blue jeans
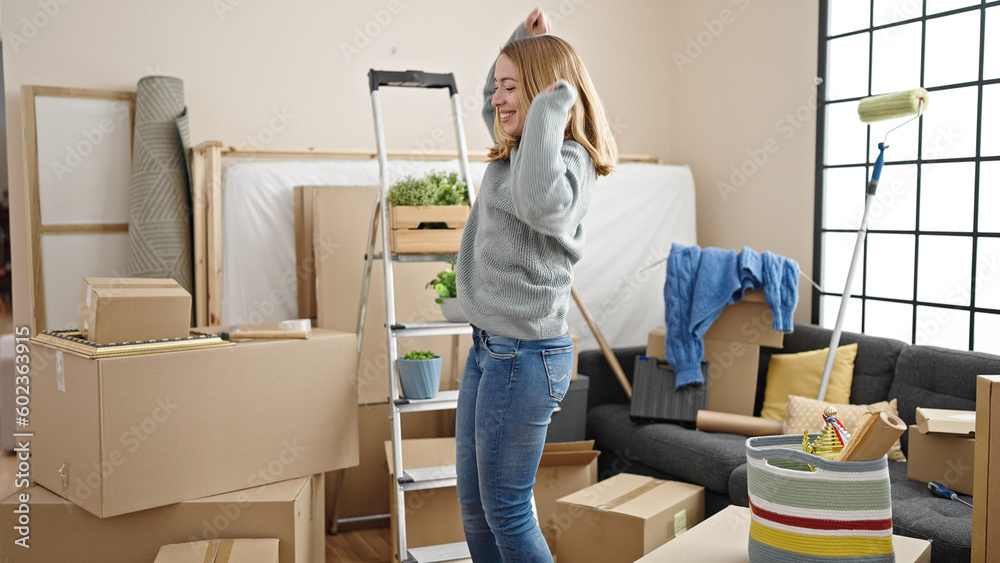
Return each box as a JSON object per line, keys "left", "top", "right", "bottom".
{"left": 455, "top": 328, "right": 575, "bottom": 562}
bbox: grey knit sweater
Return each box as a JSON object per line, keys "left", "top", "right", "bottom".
{"left": 456, "top": 29, "right": 595, "bottom": 340}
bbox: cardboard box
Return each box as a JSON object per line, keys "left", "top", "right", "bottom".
{"left": 80, "top": 277, "right": 192, "bottom": 344}
{"left": 534, "top": 440, "right": 599, "bottom": 554}
{"left": 555, "top": 473, "right": 704, "bottom": 563}
{"left": 907, "top": 421, "right": 976, "bottom": 496}
{"left": 973, "top": 375, "right": 1000, "bottom": 562}
{"left": 634, "top": 505, "right": 931, "bottom": 562}
{"left": 0, "top": 474, "right": 324, "bottom": 563}
{"left": 154, "top": 539, "right": 279, "bottom": 563}
{"left": 302, "top": 186, "right": 471, "bottom": 405}
{"left": 31, "top": 328, "right": 359, "bottom": 517}
{"left": 385, "top": 437, "right": 465, "bottom": 559}
{"left": 916, "top": 407, "right": 976, "bottom": 435}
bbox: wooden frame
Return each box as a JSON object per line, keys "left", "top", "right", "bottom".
{"left": 21, "top": 85, "right": 136, "bottom": 333}
{"left": 188, "top": 142, "right": 662, "bottom": 327}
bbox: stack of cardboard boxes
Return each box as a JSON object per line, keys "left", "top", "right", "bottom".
{"left": 1, "top": 278, "right": 361, "bottom": 562}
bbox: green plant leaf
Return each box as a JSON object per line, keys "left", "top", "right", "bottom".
{"left": 402, "top": 350, "right": 436, "bottom": 360}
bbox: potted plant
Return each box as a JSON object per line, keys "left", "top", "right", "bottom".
{"left": 396, "top": 349, "right": 442, "bottom": 400}
{"left": 427, "top": 261, "right": 467, "bottom": 323}
{"left": 387, "top": 170, "right": 471, "bottom": 254}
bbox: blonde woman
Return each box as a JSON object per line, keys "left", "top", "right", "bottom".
{"left": 455, "top": 8, "right": 617, "bottom": 561}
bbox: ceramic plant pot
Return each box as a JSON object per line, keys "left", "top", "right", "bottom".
{"left": 397, "top": 355, "right": 442, "bottom": 400}
{"left": 439, "top": 298, "right": 468, "bottom": 323}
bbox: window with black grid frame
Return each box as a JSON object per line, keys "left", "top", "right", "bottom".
{"left": 814, "top": 0, "right": 1000, "bottom": 353}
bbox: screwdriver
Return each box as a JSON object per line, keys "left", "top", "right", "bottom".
{"left": 928, "top": 481, "right": 973, "bottom": 507}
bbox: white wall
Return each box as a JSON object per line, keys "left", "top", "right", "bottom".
{"left": 3, "top": 0, "right": 817, "bottom": 330}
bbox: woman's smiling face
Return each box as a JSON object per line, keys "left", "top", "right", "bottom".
{"left": 492, "top": 54, "right": 525, "bottom": 138}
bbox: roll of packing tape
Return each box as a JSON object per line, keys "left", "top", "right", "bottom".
{"left": 279, "top": 319, "right": 312, "bottom": 332}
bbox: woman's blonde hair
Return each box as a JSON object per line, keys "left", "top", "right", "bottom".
{"left": 487, "top": 35, "right": 617, "bottom": 177}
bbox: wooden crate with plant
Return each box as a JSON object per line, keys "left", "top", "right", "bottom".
{"left": 387, "top": 171, "right": 471, "bottom": 254}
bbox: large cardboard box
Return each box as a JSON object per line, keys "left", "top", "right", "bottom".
{"left": 80, "top": 277, "right": 192, "bottom": 343}
{"left": 154, "top": 539, "right": 280, "bottom": 563}
{"left": 31, "top": 329, "right": 359, "bottom": 517}
{"left": 534, "top": 440, "right": 599, "bottom": 554}
{"left": 300, "top": 185, "right": 471, "bottom": 405}
{"left": 555, "top": 473, "right": 704, "bottom": 563}
{"left": 0, "top": 474, "right": 324, "bottom": 563}
{"left": 635, "top": 505, "right": 931, "bottom": 562}
{"left": 973, "top": 375, "right": 1000, "bottom": 562}
{"left": 907, "top": 411, "right": 976, "bottom": 496}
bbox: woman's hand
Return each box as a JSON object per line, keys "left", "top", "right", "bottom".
{"left": 523, "top": 7, "right": 551, "bottom": 36}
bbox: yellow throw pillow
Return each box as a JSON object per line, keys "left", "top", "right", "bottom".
{"left": 759, "top": 343, "right": 857, "bottom": 421}
{"left": 785, "top": 394, "right": 907, "bottom": 462}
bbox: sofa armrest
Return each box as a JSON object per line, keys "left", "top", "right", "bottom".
{"left": 578, "top": 346, "right": 646, "bottom": 412}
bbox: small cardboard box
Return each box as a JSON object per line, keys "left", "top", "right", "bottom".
{"left": 154, "top": 539, "right": 279, "bottom": 563}
{"left": 973, "top": 375, "right": 1000, "bottom": 562}
{"left": 385, "top": 437, "right": 465, "bottom": 559}
{"left": 1, "top": 474, "right": 323, "bottom": 563}
{"left": 31, "top": 329, "right": 359, "bottom": 517}
{"left": 916, "top": 407, "right": 976, "bottom": 435}
{"left": 909, "top": 408, "right": 976, "bottom": 497}
{"left": 80, "top": 277, "right": 192, "bottom": 344}
{"left": 634, "top": 505, "right": 931, "bottom": 562}
{"left": 555, "top": 473, "right": 704, "bottom": 563}
{"left": 534, "top": 440, "right": 600, "bottom": 554}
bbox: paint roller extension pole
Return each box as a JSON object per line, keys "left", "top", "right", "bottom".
{"left": 571, "top": 286, "right": 632, "bottom": 398}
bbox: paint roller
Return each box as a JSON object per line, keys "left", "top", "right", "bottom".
{"left": 817, "top": 88, "right": 928, "bottom": 401}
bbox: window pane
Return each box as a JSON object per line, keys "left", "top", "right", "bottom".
{"left": 926, "top": 0, "right": 979, "bottom": 16}
{"left": 917, "top": 235, "right": 973, "bottom": 305}
{"left": 865, "top": 299, "right": 914, "bottom": 342}
{"left": 824, "top": 167, "right": 867, "bottom": 229}
{"left": 982, "top": 84, "right": 1000, "bottom": 157}
{"left": 980, "top": 162, "right": 1000, "bottom": 233}
{"left": 871, "top": 22, "right": 922, "bottom": 95}
{"left": 830, "top": 0, "right": 872, "bottom": 36}
{"left": 987, "top": 6, "right": 1000, "bottom": 80}
{"left": 974, "top": 313, "right": 1000, "bottom": 354}
{"left": 828, "top": 34, "right": 872, "bottom": 100}
{"left": 823, "top": 232, "right": 865, "bottom": 295}
{"left": 868, "top": 164, "right": 917, "bottom": 231}
{"left": 820, "top": 295, "right": 863, "bottom": 332}
{"left": 867, "top": 233, "right": 915, "bottom": 300}
{"left": 874, "top": 0, "right": 923, "bottom": 27}
{"left": 826, "top": 101, "right": 869, "bottom": 165}
{"left": 976, "top": 238, "right": 1000, "bottom": 310}
{"left": 920, "top": 162, "right": 976, "bottom": 232}
{"left": 925, "top": 11, "right": 981, "bottom": 88}
{"left": 921, "top": 86, "right": 979, "bottom": 160}
{"left": 915, "top": 305, "right": 969, "bottom": 348}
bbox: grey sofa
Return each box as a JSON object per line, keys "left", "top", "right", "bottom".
{"left": 582, "top": 323, "right": 999, "bottom": 563}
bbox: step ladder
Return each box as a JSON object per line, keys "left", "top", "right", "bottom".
{"left": 360, "top": 69, "right": 476, "bottom": 563}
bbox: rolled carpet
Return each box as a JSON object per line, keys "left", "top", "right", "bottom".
{"left": 124, "top": 75, "right": 193, "bottom": 293}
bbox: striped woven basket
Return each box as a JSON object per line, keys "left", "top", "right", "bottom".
{"left": 745, "top": 434, "right": 894, "bottom": 563}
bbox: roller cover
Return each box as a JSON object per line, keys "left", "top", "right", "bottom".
{"left": 857, "top": 88, "right": 929, "bottom": 123}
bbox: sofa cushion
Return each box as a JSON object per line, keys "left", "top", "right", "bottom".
{"left": 759, "top": 343, "right": 856, "bottom": 420}
{"left": 587, "top": 403, "right": 746, "bottom": 494}
{"left": 889, "top": 461, "right": 971, "bottom": 563}
{"left": 888, "top": 344, "right": 1000, "bottom": 454}
{"left": 756, "top": 323, "right": 907, "bottom": 415}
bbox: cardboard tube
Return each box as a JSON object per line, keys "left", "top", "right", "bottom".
{"left": 835, "top": 410, "right": 907, "bottom": 461}
{"left": 695, "top": 410, "right": 785, "bottom": 437}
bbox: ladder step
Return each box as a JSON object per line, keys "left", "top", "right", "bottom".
{"left": 399, "top": 465, "right": 457, "bottom": 491}
{"left": 392, "top": 321, "right": 473, "bottom": 337}
{"left": 370, "top": 252, "right": 458, "bottom": 263}
{"left": 396, "top": 389, "right": 460, "bottom": 413}
{"left": 406, "top": 541, "right": 472, "bottom": 563}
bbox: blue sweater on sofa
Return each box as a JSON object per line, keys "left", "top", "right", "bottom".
{"left": 664, "top": 244, "right": 799, "bottom": 387}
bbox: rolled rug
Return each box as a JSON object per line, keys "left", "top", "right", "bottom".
{"left": 124, "top": 75, "right": 193, "bottom": 293}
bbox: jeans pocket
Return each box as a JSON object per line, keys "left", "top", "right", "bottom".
{"left": 541, "top": 345, "right": 574, "bottom": 400}
{"left": 483, "top": 334, "right": 518, "bottom": 359}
